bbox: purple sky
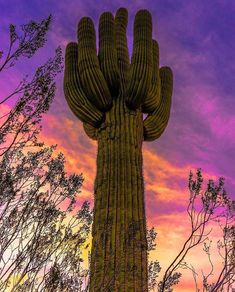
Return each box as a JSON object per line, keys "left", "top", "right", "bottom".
{"left": 1, "top": 1, "right": 235, "bottom": 290}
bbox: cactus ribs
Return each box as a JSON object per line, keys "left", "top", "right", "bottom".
{"left": 64, "top": 7, "right": 173, "bottom": 291}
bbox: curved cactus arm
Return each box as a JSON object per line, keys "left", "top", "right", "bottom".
{"left": 143, "top": 66, "right": 173, "bottom": 141}
{"left": 98, "top": 12, "right": 119, "bottom": 97}
{"left": 83, "top": 122, "right": 98, "bottom": 140}
{"left": 114, "top": 8, "right": 129, "bottom": 93}
{"left": 126, "top": 10, "right": 153, "bottom": 110}
{"left": 64, "top": 42, "right": 104, "bottom": 127}
{"left": 142, "top": 40, "right": 161, "bottom": 113}
{"left": 77, "top": 17, "right": 112, "bottom": 111}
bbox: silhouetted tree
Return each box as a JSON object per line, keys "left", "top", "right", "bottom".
{"left": 0, "top": 144, "right": 92, "bottom": 291}
{"left": 148, "top": 170, "right": 234, "bottom": 292}
{"left": 0, "top": 15, "right": 62, "bottom": 156}
{"left": 147, "top": 227, "right": 161, "bottom": 291}
{"left": 0, "top": 17, "right": 92, "bottom": 291}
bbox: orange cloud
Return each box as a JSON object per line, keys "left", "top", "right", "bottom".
{"left": 39, "top": 113, "right": 227, "bottom": 291}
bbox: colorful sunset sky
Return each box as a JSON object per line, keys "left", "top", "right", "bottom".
{"left": 1, "top": 0, "right": 235, "bottom": 291}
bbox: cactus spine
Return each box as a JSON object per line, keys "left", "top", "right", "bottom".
{"left": 64, "top": 8, "right": 173, "bottom": 291}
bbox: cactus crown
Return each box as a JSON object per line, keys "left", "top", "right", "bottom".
{"left": 64, "top": 7, "right": 173, "bottom": 141}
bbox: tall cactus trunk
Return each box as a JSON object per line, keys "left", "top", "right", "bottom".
{"left": 90, "top": 96, "right": 148, "bottom": 291}
{"left": 64, "top": 7, "right": 173, "bottom": 292}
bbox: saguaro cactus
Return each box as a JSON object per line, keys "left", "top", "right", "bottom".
{"left": 64, "top": 7, "right": 173, "bottom": 291}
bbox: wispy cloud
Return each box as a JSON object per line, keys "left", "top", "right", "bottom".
{"left": 1, "top": 1, "right": 235, "bottom": 290}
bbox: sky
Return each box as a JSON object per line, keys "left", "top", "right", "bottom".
{"left": 1, "top": 0, "right": 235, "bottom": 291}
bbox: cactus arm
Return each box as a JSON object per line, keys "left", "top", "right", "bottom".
{"left": 83, "top": 122, "right": 98, "bottom": 140}
{"left": 126, "top": 10, "right": 153, "bottom": 110}
{"left": 143, "top": 66, "right": 173, "bottom": 141}
{"left": 142, "top": 40, "right": 161, "bottom": 113}
{"left": 98, "top": 12, "right": 119, "bottom": 97}
{"left": 77, "top": 17, "right": 113, "bottom": 111}
{"left": 114, "top": 8, "right": 129, "bottom": 93}
{"left": 64, "top": 42, "right": 104, "bottom": 127}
